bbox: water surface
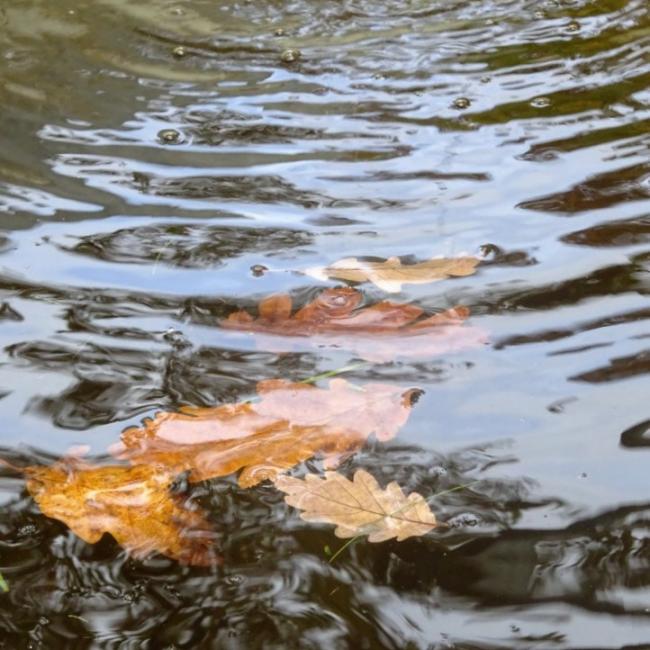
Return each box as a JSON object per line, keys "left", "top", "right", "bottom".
{"left": 0, "top": 0, "right": 649, "bottom": 647}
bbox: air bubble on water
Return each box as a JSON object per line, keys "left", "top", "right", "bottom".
{"left": 18, "top": 523, "right": 38, "bottom": 537}
{"left": 157, "top": 129, "right": 182, "bottom": 144}
{"left": 452, "top": 97, "right": 471, "bottom": 110}
{"left": 280, "top": 49, "right": 301, "bottom": 64}
{"left": 250, "top": 264, "right": 268, "bottom": 277}
{"left": 530, "top": 96, "right": 551, "bottom": 108}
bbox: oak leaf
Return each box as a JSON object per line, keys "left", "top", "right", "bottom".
{"left": 274, "top": 469, "right": 437, "bottom": 542}
{"left": 306, "top": 255, "right": 480, "bottom": 292}
{"left": 220, "top": 288, "right": 486, "bottom": 362}
{"left": 112, "top": 378, "right": 418, "bottom": 488}
{"left": 25, "top": 462, "right": 218, "bottom": 566}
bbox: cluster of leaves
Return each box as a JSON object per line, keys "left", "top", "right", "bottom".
{"left": 23, "top": 380, "right": 432, "bottom": 564}
{"left": 19, "top": 254, "right": 481, "bottom": 565}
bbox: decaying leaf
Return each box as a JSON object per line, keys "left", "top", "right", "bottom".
{"left": 25, "top": 462, "right": 218, "bottom": 566}
{"left": 112, "top": 379, "right": 419, "bottom": 488}
{"left": 306, "top": 255, "right": 480, "bottom": 292}
{"left": 274, "top": 469, "right": 437, "bottom": 542}
{"left": 220, "top": 287, "right": 486, "bottom": 362}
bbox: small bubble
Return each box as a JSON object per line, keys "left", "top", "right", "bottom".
{"left": 225, "top": 574, "right": 244, "bottom": 586}
{"left": 452, "top": 97, "right": 471, "bottom": 110}
{"left": 510, "top": 624, "right": 521, "bottom": 633}
{"left": 172, "top": 46, "right": 187, "bottom": 58}
{"left": 578, "top": 472, "right": 588, "bottom": 479}
{"left": 18, "top": 523, "right": 38, "bottom": 538}
{"left": 280, "top": 48, "right": 301, "bottom": 64}
{"left": 534, "top": 10, "right": 545, "bottom": 19}
{"left": 274, "top": 28, "right": 285, "bottom": 37}
{"left": 530, "top": 96, "right": 551, "bottom": 108}
{"left": 157, "top": 129, "right": 181, "bottom": 144}
{"left": 480, "top": 76, "right": 491, "bottom": 84}
{"left": 566, "top": 20, "right": 580, "bottom": 32}
{"left": 38, "top": 617, "right": 50, "bottom": 626}
{"left": 250, "top": 264, "right": 268, "bottom": 277}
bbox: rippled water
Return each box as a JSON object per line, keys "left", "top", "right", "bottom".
{"left": 0, "top": 0, "right": 649, "bottom": 647}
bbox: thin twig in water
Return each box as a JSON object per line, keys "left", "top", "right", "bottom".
{"left": 300, "top": 362, "right": 368, "bottom": 385}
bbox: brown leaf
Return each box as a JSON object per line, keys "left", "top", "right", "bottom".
{"left": 112, "top": 379, "right": 418, "bottom": 488}
{"left": 274, "top": 469, "right": 437, "bottom": 542}
{"left": 306, "top": 255, "right": 480, "bottom": 292}
{"left": 221, "top": 288, "right": 486, "bottom": 362}
{"left": 25, "top": 462, "right": 218, "bottom": 566}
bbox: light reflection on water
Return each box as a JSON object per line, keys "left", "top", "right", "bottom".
{"left": 0, "top": 0, "right": 648, "bottom": 646}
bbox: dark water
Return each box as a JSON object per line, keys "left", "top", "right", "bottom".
{"left": 0, "top": 0, "right": 649, "bottom": 647}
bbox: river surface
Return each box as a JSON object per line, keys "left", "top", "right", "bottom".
{"left": 0, "top": 0, "right": 649, "bottom": 647}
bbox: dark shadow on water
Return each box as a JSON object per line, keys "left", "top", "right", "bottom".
{"left": 0, "top": 442, "right": 648, "bottom": 648}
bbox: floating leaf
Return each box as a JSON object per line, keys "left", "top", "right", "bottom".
{"left": 221, "top": 287, "right": 486, "bottom": 362}
{"left": 25, "top": 462, "right": 218, "bottom": 566}
{"left": 274, "top": 469, "right": 437, "bottom": 542}
{"left": 112, "top": 379, "right": 419, "bottom": 488}
{"left": 306, "top": 255, "right": 480, "bottom": 292}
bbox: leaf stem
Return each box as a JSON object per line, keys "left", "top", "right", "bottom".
{"left": 328, "top": 535, "right": 360, "bottom": 564}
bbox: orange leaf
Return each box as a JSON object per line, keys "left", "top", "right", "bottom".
{"left": 221, "top": 288, "right": 486, "bottom": 362}
{"left": 112, "top": 378, "right": 419, "bottom": 488}
{"left": 25, "top": 462, "right": 218, "bottom": 566}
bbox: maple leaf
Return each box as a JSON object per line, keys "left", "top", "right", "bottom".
{"left": 305, "top": 255, "right": 480, "bottom": 292}
{"left": 112, "top": 379, "right": 419, "bottom": 488}
{"left": 25, "top": 462, "right": 218, "bottom": 566}
{"left": 274, "top": 469, "right": 437, "bottom": 542}
{"left": 220, "top": 288, "right": 486, "bottom": 362}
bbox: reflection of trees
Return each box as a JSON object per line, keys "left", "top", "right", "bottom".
{"left": 1, "top": 442, "right": 649, "bottom": 647}
{"left": 1, "top": 277, "right": 457, "bottom": 430}
{"left": 64, "top": 223, "right": 312, "bottom": 269}
{"left": 518, "top": 162, "right": 650, "bottom": 214}
{"left": 1, "top": 438, "right": 650, "bottom": 647}
{"left": 8, "top": 335, "right": 304, "bottom": 429}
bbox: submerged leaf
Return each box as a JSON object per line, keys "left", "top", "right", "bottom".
{"left": 274, "top": 469, "right": 437, "bottom": 542}
{"left": 306, "top": 255, "right": 480, "bottom": 292}
{"left": 221, "top": 288, "right": 486, "bottom": 362}
{"left": 112, "top": 379, "right": 419, "bottom": 488}
{"left": 25, "top": 462, "right": 218, "bottom": 566}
